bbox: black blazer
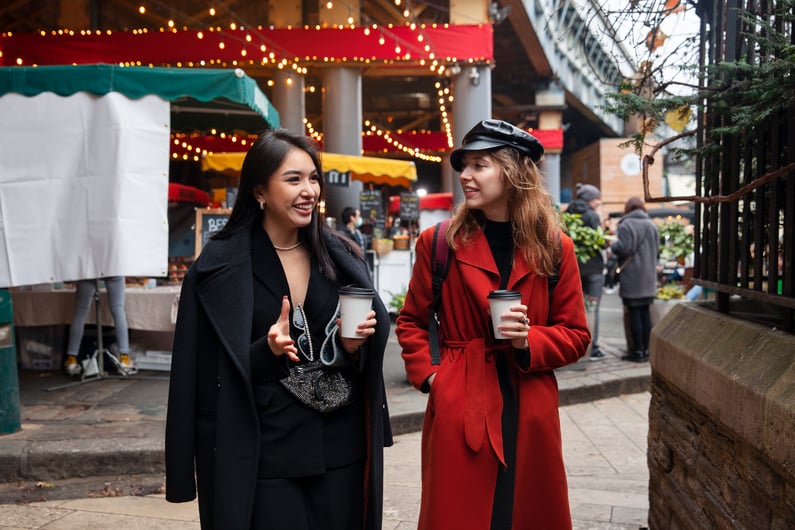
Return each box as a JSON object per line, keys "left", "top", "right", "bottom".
{"left": 165, "top": 224, "right": 393, "bottom": 530}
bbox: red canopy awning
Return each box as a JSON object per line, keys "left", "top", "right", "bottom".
{"left": 168, "top": 182, "right": 210, "bottom": 205}
{"left": 1, "top": 25, "right": 493, "bottom": 67}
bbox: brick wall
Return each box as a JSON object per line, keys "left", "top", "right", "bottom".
{"left": 649, "top": 303, "right": 795, "bottom": 529}
{"left": 570, "top": 138, "right": 664, "bottom": 215}
{"left": 649, "top": 377, "right": 795, "bottom": 529}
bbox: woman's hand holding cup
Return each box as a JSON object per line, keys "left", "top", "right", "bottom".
{"left": 487, "top": 290, "right": 530, "bottom": 349}
{"left": 336, "top": 309, "right": 377, "bottom": 354}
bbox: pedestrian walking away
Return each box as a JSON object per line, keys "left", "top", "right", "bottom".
{"left": 610, "top": 196, "right": 660, "bottom": 363}
{"left": 396, "top": 119, "right": 591, "bottom": 530}
{"left": 165, "top": 129, "right": 393, "bottom": 530}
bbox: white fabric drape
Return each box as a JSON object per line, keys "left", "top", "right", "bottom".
{"left": 0, "top": 92, "right": 170, "bottom": 287}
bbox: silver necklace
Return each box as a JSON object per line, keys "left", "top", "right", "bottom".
{"left": 273, "top": 241, "right": 302, "bottom": 251}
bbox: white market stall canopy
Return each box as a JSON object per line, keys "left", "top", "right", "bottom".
{"left": 0, "top": 64, "right": 280, "bottom": 288}
{"left": 202, "top": 151, "right": 417, "bottom": 188}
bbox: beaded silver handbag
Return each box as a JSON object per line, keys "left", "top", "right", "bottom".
{"left": 279, "top": 303, "right": 359, "bottom": 413}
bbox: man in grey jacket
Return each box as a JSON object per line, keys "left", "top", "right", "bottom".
{"left": 566, "top": 184, "right": 606, "bottom": 360}
{"left": 609, "top": 197, "right": 660, "bottom": 362}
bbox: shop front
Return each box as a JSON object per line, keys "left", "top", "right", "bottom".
{"left": 0, "top": 64, "right": 279, "bottom": 372}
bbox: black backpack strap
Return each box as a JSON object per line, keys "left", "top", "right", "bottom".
{"left": 428, "top": 219, "right": 451, "bottom": 366}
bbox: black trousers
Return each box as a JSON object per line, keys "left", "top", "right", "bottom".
{"left": 626, "top": 303, "right": 652, "bottom": 352}
{"left": 491, "top": 355, "right": 517, "bottom": 530}
{"left": 251, "top": 461, "right": 364, "bottom": 530}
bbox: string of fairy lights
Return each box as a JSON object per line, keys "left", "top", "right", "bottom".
{"left": 4, "top": 1, "right": 491, "bottom": 162}
{"left": 164, "top": 0, "right": 457, "bottom": 162}
{"left": 173, "top": 123, "right": 444, "bottom": 163}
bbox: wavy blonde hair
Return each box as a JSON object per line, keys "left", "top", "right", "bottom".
{"left": 447, "top": 147, "right": 561, "bottom": 276}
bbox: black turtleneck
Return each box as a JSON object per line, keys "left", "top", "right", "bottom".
{"left": 484, "top": 219, "right": 521, "bottom": 530}
{"left": 484, "top": 220, "right": 513, "bottom": 289}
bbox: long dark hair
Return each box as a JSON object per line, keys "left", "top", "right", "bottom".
{"left": 214, "top": 129, "right": 353, "bottom": 279}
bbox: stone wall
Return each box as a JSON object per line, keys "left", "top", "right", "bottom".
{"left": 649, "top": 303, "right": 795, "bottom": 529}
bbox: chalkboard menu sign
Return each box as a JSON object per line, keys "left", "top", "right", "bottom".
{"left": 399, "top": 192, "right": 420, "bottom": 222}
{"left": 359, "top": 190, "right": 385, "bottom": 234}
{"left": 195, "top": 208, "right": 232, "bottom": 256}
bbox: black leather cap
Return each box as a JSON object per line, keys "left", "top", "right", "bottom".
{"left": 450, "top": 119, "right": 544, "bottom": 171}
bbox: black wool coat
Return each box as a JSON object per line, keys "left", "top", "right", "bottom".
{"left": 165, "top": 225, "right": 393, "bottom": 530}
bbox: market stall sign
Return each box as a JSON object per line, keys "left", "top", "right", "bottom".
{"left": 195, "top": 208, "right": 231, "bottom": 257}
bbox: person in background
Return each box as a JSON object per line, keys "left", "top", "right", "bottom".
{"left": 63, "top": 277, "right": 135, "bottom": 375}
{"left": 603, "top": 217, "right": 620, "bottom": 294}
{"left": 610, "top": 196, "right": 660, "bottom": 363}
{"left": 565, "top": 183, "right": 606, "bottom": 360}
{"left": 396, "top": 119, "right": 590, "bottom": 530}
{"left": 165, "top": 129, "right": 392, "bottom": 530}
{"left": 339, "top": 206, "right": 366, "bottom": 250}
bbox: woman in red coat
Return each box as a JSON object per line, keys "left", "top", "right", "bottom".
{"left": 396, "top": 120, "right": 590, "bottom": 530}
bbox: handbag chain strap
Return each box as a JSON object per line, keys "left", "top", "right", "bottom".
{"left": 296, "top": 303, "right": 315, "bottom": 362}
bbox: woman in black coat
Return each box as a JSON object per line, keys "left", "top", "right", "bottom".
{"left": 165, "top": 129, "right": 393, "bottom": 530}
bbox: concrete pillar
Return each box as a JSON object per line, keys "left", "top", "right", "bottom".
{"left": 451, "top": 64, "right": 492, "bottom": 204}
{"left": 322, "top": 67, "right": 363, "bottom": 220}
{"left": 272, "top": 70, "right": 305, "bottom": 135}
{"left": 535, "top": 84, "right": 565, "bottom": 204}
{"left": 440, "top": 154, "right": 455, "bottom": 195}
{"left": 540, "top": 153, "right": 561, "bottom": 206}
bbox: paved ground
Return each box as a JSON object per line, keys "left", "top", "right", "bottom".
{"left": 0, "top": 290, "right": 652, "bottom": 529}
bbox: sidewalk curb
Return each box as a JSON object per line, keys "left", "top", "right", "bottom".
{"left": 1, "top": 374, "right": 651, "bottom": 482}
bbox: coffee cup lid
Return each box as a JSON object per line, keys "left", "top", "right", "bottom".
{"left": 339, "top": 285, "right": 374, "bottom": 296}
{"left": 487, "top": 289, "right": 521, "bottom": 300}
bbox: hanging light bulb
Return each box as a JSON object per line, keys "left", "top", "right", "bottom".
{"left": 209, "top": 7, "right": 216, "bottom": 16}
{"left": 138, "top": 5, "right": 146, "bottom": 14}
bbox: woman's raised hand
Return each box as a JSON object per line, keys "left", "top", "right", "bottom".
{"left": 268, "top": 296, "right": 300, "bottom": 362}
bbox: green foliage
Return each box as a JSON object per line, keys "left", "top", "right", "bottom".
{"left": 386, "top": 288, "right": 406, "bottom": 314}
{"left": 561, "top": 212, "right": 606, "bottom": 263}
{"left": 602, "top": 3, "right": 794, "bottom": 163}
{"left": 657, "top": 221, "right": 694, "bottom": 262}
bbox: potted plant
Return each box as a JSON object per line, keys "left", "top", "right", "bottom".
{"left": 386, "top": 288, "right": 407, "bottom": 319}
{"left": 561, "top": 212, "right": 606, "bottom": 264}
{"left": 657, "top": 220, "right": 694, "bottom": 264}
{"left": 370, "top": 228, "right": 394, "bottom": 257}
{"left": 651, "top": 282, "right": 686, "bottom": 326}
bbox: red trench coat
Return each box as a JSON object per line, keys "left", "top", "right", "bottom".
{"left": 396, "top": 227, "right": 590, "bottom": 530}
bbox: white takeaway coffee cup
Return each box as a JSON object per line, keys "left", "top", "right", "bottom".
{"left": 338, "top": 285, "right": 375, "bottom": 338}
{"left": 487, "top": 290, "right": 522, "bottom": 339}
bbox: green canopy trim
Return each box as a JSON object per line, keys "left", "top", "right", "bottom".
{"left": 0, "top": 64, "right": 280, "bottom": 131}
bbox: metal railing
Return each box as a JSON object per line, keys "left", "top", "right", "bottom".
{"left": 692, "top": 0, "right": 794, "bottom": 331}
